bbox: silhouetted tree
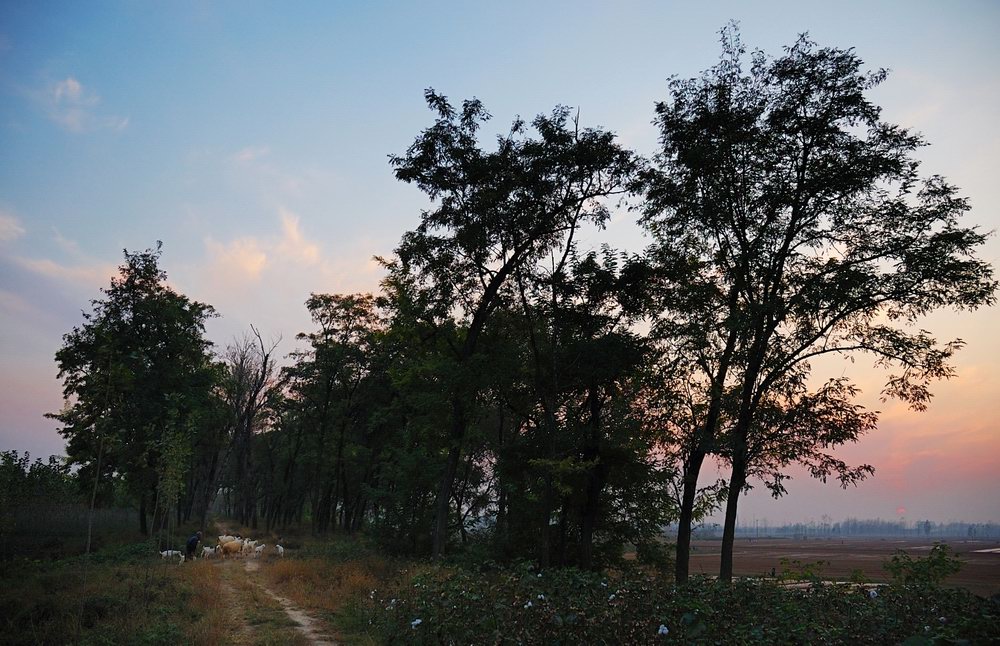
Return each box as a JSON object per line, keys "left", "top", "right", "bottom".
{"left": 50, "top": 244, "right": 218, "bottom": 534}
{"left": 640, "top": 26, "right": 996, "bottom": 582}
{"left": 388, "top": 90, "right": 636, "bottom": 557}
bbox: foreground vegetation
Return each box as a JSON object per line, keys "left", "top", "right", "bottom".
{"left": 243, "top": 530, "right": 1000, "bottom": 645}
{"left": 349, "top": 565, "right": 999, "bottom": 645}
{"left": 0, "top": 542, "right": 227, "bottom": 645}
{"left": 2, "top": 521, "right": 997, "bottom": 644}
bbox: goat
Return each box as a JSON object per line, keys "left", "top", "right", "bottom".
{"left": 221, "top": 539, "right": 244, "bottom": 559}
{"left": 254, "top": 543, "right": 266, "bottom": 558}
{"left": 276, "top": 544, "right": 284, "bottom": 557}
{"left": 160, "top": 550, "right": 182, "bottom": 560}
{"left": 201, "top": 545, "right": 217, "bottom": 559}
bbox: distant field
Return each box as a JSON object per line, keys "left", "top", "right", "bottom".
{"left": 688, "top": 537, "right": 1000, "bottom": 597}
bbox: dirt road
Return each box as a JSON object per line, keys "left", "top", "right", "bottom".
{"left": 210, "top": 531, "right": 337, "bottom": 645}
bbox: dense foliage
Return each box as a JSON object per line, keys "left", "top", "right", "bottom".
{"left": 49, "top": 244, "right": 223, "bottom": 535}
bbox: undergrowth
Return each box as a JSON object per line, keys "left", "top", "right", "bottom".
{"left": 0, "top": 540, "right": 229, "bottom": 645}
{"left": 339, "top": 561, "right": 999, "bottom": 645}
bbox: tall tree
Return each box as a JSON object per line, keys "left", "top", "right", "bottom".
{"left": 284, "top": 293, "right": 380, "bottom": 534}
{"left": 641, "top": 27, "right": 996, "bottom": 582}
{"left": 219, "top": 326, "right": 281, "bottom": 529}
{"left": 388, "top": 90, "right": 636, "bottom": 557}
{"left": 50, "top": 244, "right": 218, "bottom": 534}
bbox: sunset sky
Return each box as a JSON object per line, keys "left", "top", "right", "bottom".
{"left": 1, "top": 1, "right": 997, "bottom": 525}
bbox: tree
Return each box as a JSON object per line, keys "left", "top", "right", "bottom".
{"left": 217, "top": 326, "right": 281, "bottom": 529}
{"left": 284, "top": 293, "right": 381, "bottom": 534}
{"left": 387, "top": 89, "right": 636, "bottom": 557}
{"left": 640, "top": 27, "right": 996, "bottom": 582}
{"left": 50, "top": 244, "right": 218, "bottom": 534}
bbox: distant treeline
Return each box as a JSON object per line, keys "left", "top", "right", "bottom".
{"left": 690, "top": 518, "right": 1000, "bottom": 539}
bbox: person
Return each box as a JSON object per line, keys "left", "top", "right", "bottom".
{"left": 186, "top": 530, "right": 202, "bottom": 561}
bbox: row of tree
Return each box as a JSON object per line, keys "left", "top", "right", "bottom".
{"left": 50, "top": 28, "right": 994, "bottom": 583}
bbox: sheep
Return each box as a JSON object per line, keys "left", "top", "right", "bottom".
{"left": 254, "top": 543, "right": 266, "bottom": 558}
{"left": 276, "top": 544, "right": 284, "bottom": 557}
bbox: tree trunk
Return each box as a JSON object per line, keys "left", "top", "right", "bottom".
{"left": 539, "top": 474, "right": 553, "bottom": 567}
{"left": 432, "top": 399, "right": 465, "bottom": 558}
{"left": 139, "top": 493, "right": 148, "bottom": 536}
{"left": 580, "top": 387, "right": 606, "bottom": 570}
{"left": 675, "top": 306, "right": 739, "bottom": 584}
{"left": 720, "top": 454, "right": 747, "bottom": 582}
{"left": 675, "top": 449, "right": 706, "bottom": 583}
{"left": 432, "top": 441, "right": 462, "bottom": 558}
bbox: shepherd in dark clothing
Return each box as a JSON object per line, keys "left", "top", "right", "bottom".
{"left": 186, "top": 531, "right": 202, "bottom": 560}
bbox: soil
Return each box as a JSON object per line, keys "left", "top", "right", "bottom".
{"left": 687, "top": 537, "right": 1000, "bottom": 597}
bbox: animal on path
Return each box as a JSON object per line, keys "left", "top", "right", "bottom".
{"left": 221, "top": 540, "right": 244, "bottom": 558}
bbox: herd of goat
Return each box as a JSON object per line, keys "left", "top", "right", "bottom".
{"left": 158, "top": 534, "right": 285, "bottom": 563}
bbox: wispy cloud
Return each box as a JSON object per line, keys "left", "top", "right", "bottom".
{"left": 10, "top": 255, "right": 118, "bottom": 287}
{"left": 204, "top": 237, "right": 269, "bottom": 282}
{"left": 41, "top": 76, "right": 129, "bottom": 133}
{"left": 232, "top": 146, "right": 270, "bottom": 163}
{"left": 0, "top": 210, "right": 26, "bottom": 241}
{"left": 276, "top": 208, "right": 320, "bottom": 265}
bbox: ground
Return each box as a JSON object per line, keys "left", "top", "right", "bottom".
{"left": 210, "top": 525, "right": 340, "bottom": 645}
{"left": 687, "top": 537, "right": 1000, "bottom": 596}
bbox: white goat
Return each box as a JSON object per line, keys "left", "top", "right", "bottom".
{"left": 276, "top": 544, "right": 284, "bottom": 557}
{"left": 201, "top": 545, "right": 217, "bottom": 559}
{"left": 160, "top": 549, "right": 182, "bottom": 560}
{"left": 254, "top": 543, "right": 266, "bottom": 558}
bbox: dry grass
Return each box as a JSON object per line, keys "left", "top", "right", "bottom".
{"left": 217, "top": 558, "right": 312, "bottom": 646}
{"left": 0, "top": 548, "right": 235, "bottom": 645}
{"left": 262, "top": 557, "right": 380, "bottom": 616}
{"left": 178, "top": 558, "right": 235, "bottom": 645}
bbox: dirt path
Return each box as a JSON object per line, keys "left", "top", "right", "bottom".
{"left": 243, "top": 558, "right": 337, "bottom": 645}
{"left": 213, "top": 556, "right": 337, "bottom": 645}
{"left": 210, "top": 522, "right": 338, "bottom": 644}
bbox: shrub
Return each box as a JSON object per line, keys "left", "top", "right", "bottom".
{"left": 883, "top": 542, "right": 963, "bottom": 588}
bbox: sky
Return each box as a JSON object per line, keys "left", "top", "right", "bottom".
{"left": 1, "top": 1, "right": 997, "bottom": 525}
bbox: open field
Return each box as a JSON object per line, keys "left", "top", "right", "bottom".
{"left": 688, "top": 537, "right": 1000, "bottom": 596}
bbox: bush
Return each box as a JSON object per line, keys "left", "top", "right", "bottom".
{"left": 883, "top": 542, "right": 963, "bottom": 588}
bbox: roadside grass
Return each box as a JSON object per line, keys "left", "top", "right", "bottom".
{"left": 252, "top": 532, "right": 416, "bottom": 642}
{"left": 0, "top": 541, "right": 230, "bottom": 645}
